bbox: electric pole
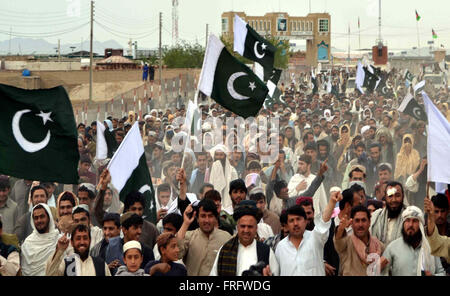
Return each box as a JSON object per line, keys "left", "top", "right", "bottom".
{"left": 89, "top": 0, "right": 94, "bottom": 102}
{"left": 58, "top": 39, "right": 61, "bottom": 62}
{"left": 159, "top": 12, "right": 163, "bottom": 101}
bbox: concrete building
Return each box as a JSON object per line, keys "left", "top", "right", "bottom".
{"left": 221, "top": 11, "right": 331, "bottom": 66}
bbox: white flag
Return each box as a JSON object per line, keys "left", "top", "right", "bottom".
{"left": 95, "top": 120, "right": 107, "bottom": 160}
{"left": 422, "top": 92, "right": 450, "bottom": 184}
{"left": 254, "top": 62, "right": 264, "bottom": 81}
{"left": 356, "top": 62, "right": 365, "bottom": 94}
{"left": 107, "top": 122, "right": 144, "bottom": 192}
{"left": 414, "top": 80, "right": 426, "bottom": 94}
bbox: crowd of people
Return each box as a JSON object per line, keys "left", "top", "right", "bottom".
{"left": 0, "top": 65, "right": 449, "bottom": 277}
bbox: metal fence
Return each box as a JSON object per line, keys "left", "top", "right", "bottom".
{"left": 72, "top": 72, "right": 199, "bottom": 124}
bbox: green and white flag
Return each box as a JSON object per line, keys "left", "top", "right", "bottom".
{"left": 0, "top": 84, "right": 79, "bottom": 184}
{"left": 234, "top": 14, "right": 276, "bottom": 72}
{"left": 107, "top": 122, "right": 156, "bottom": 223}
{"left": 96, "top": 120, "right": 118, "bottom": 160}
{"left": 404, "top": 69, "right": 415, "bottom": 83}
{"left": 199, "top": 34, "right": 269, "bottom": 118}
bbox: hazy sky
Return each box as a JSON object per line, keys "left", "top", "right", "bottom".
{"left": 1, "top": 0, "right": 450, "bottom": 51}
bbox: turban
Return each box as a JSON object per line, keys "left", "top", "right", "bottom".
{"left": 401, "top": 206, "right": 435, "bottom": 275}
{"left": 361, "top": 125, "right": 370, "bottom": 135}
{"left": 401, "top": 205, "right": 425, "bottom": 226}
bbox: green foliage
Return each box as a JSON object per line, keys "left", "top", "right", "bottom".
{"left": 163, "top": 42, "right": 205, "bottom": 68}
{"left": 140, "top": 55, "right": 159, "bottom": 65}
{"left": 220, "top": 34, "right": 290, "bottom": 69}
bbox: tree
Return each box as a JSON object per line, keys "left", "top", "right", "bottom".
{"left": 163, "top": 42, "right": 205, "bottom": 68}
{"left": 220, "top": 34, "right": 290, "bottom": 69}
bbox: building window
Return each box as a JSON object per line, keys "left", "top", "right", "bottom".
{"left": 222, "top": 18, "right": 228, "bottom": 33}
{"left": 319, "top": 19, "right": 329, "bottom": 32}
{"left": 260, "top": 20, "right": 263, "bottom": 31}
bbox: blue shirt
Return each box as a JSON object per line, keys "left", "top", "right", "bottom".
{"left": 144, "top": 260, "right": 187, "bottom": 276}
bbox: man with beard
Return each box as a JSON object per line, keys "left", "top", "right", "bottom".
{"left": 288, "top": 155, "right": 328, "bottom": 215}
{"left": 296, "top": 197, "right": 315, "bottom": 231}
{"left": 365, "top": 143, "right": 382, "bottom": 193}
{"left": 162, "top": 161, "right": 179, "bottom": 196}
{"left": 275, "top": 190, "right": 341, "bottom": 276}
{"left": 72, "top": 205, "right": 103, "bottom": 250}
{"left": 325, "top": 125, "right": 339, "bottom": 153}
{"left": 370, "top": 182, "right": 407, "bottom": 246}
{"left": 21, "top": 204, "right": 59, "bottom": 276}
{"left": 381, "top": 206, "right": 444, "bottom": 276}
{"left": 341, "top": 142, "right": 367, "bottom": 189}
{"left": 210, "top": 201, "right": 279, "bottom": 276}
{"left": 46, "top": 224, "right": 111, "bottom": 276}
{"left": 56, "top": 191, "right": 77, "bottom": 224}
{"left": 316, "top": 139, "right": 336, "bottom": 192}
{"left": 177, "top": 199, "right": 231, "bottom": 276}
{"left": 14, "top": 185, "right": 57, "bottom": 244}
{"left": 208, "top": 145, "right": 238, "bottom": 212}
{"left": 334, "top": 205, "right": 386, "bottom": 276}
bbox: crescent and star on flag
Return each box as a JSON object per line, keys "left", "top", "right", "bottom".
{"left": 226, "top": 40, "right": 267, "bottom": 101}
{"left": 12, "top": 109, "right": 53, "bottom": 153}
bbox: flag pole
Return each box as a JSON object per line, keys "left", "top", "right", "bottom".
{"left": 358, "top": 17, "right": 361, "bottom": 52}
{"left": 416, "top": 18, "right": 421, "bottom": 57}
{"left": 179, "top": 33, "right": 210, "bottom": 171}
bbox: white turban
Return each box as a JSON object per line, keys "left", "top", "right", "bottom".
{"left": 401, "top": 206, "right": 435, "bottom": 275}
{"left": 361, "top": 125, "right": 370, "bottom": 135}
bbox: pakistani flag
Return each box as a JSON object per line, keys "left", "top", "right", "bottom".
{"left": 0, "top": 84, "right": 79, "bottom": 184}
{"left": 268, "top": 68, "right": 282, "bottom": 85}
{"left": 96, "top": 120, "right": 118, "bottom": 160}
{"left": 266, "top": 68, "right": 283, "bottom": 98}
{"left": 404, "top": 69, "right": 415, "bottom": 83}
{"left": 107, "top": 122, "right": 156, "bottom": 223}
{"left": 398, "top": 92, "right": 427, "bottom": 122}
{"left": 234, "top": 14, "right": 276, "bottom": 73}
{"left": 198, "top": 34, "right": 268, "bottom": 118}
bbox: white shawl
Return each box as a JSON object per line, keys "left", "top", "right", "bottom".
{"left": 208, "top": 145, "right": 238, "bottom": 210}
{"left": 21, "top": 203, "right": 59, "bottom": 276}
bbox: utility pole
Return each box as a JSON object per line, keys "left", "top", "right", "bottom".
{"left": 347, "top": 23, "right": 350, "bottom": 69}
{"left": 58, "top": 39, "right": 61, "bottom": 62}
{"left": 159, "top": 12, "right": 163, "bottom": 101}
{"left": 205, "top": 24, "right": 209, "bottom": 48}
{"left": 89, "top": 0, "right": 94, "bottom": 102}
